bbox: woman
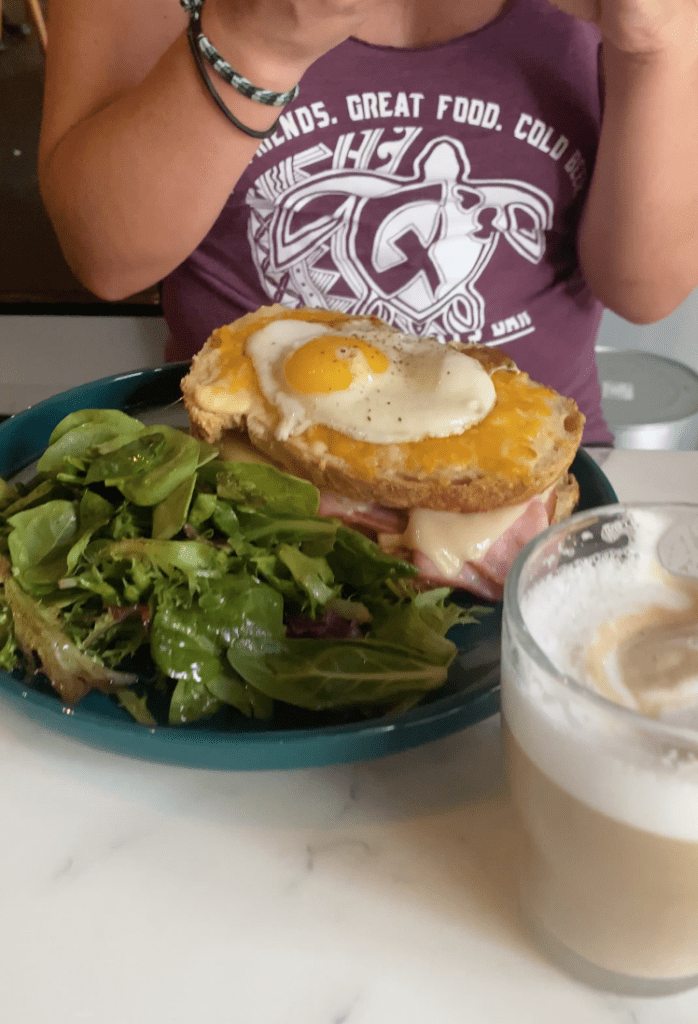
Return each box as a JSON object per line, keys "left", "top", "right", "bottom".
{"left": 38, "top": 0, "right": 698, "bottom": 443}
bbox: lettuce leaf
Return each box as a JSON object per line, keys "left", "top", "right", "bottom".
{"left": 1, "top": 566, "right": 136, "bottom": 703}
{"left": 0, "top": 595, "right": 19, "bottom": 670}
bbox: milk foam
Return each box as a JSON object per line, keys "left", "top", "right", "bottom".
{"left": 505, "top": 508, "right": 698, "bottom": 842}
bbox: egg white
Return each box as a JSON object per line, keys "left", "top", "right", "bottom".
{"left": 245, "top": 318, "right": 497, "bottom": 444}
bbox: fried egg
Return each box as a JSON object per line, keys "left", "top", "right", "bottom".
{"left": 245, "top": 318, "right": 496, "bottom": 444}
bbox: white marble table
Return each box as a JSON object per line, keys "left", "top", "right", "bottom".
{"left": 1, "top": 450, "right": 698, "bottom": 1024}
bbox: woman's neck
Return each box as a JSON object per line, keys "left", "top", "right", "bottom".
{"left": 353, "top": 0, "right": 509, "bottom": 48}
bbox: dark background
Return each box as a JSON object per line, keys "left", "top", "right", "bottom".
{"left": 0, "top": 0, "right": 160, "bottom": 312}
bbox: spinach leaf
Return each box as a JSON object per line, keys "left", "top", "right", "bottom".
{"left": 213, "top": 460, "right": 320, "bottom": 516}
{"left": 66, "top": 490, "right": 115, "bottom": 573}
{"left": 38, "top": 410, "right": 146, "bottom": 476}
{"left": 85, "top": 426, "right": 201, "bottom": 506}
{"left": 150, "top": 575, "right": 283, "bottom": 722}
{"left": 152, "top": 474, "right": 197, "bottom": 540}
{"left": 169, "top": 678, "right": 223, "bottom": 726}
{"left": 7, "top": 499, "right": 78, "bottom": 591}
{"left": 327, "top": 525, "right": 418, "bottom": 587}
{"left": 47, "top": 409, "right": 144, "bottom": 447}
{"left": 226, "top": 634, "right": 452, "bottom": 712}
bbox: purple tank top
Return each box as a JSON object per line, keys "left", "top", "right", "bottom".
{"left": 163, "top": 0, "right": 612, "bottom": 443}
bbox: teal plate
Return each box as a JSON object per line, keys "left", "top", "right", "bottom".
{"left": 0, "top": 366, "right": 618, "bottom": 769}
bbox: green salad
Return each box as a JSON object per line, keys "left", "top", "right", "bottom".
{"left": 0, "top": 409, "right": 481, "bottom": 727}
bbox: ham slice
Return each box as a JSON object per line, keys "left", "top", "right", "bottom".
{"left": 318, "top": 491, "right": 407, "bottom": 536}
{"left": 411, "top": 497, "right": 551, "bottom": 600}
{"left": 316, "top": 488, "right": 557, "bottom": 600}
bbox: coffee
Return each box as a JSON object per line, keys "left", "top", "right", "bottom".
{"left": 504, "top": 723, "right": 698, "bottom": 979}
{"left": 502, "top": 506, "right": 698, "bottom": 984}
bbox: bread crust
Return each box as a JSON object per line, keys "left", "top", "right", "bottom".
{"left": 550, "top": 472, "right": 580, "bottom": 524}
{"left": 182, "top": 305, "right": 584, "bottom": 514}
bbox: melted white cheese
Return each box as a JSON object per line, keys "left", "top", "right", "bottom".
{"left": 403, "top": 487, "right": 554, "bottom": 577}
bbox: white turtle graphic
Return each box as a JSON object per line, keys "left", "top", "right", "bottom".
{"left": 246, "top": 136, "right": 553, "bottom": 340}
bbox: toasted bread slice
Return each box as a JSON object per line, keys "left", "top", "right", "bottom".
{"left": 182, "top": 305, "right": 584, "bottom": 513}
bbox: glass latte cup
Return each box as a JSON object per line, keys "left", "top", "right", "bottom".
{"left": 501, "top": 503, "right": 698, "bottom": 995}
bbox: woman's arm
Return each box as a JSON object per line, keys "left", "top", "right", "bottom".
{"left": 39, "top": 0, "right": 372, "bottom": 300}
{"left": 579, "top": 42, "right": 698, "bottom": 323}
{"left": 551, "top": 0, "right": 698, "bottom": 323}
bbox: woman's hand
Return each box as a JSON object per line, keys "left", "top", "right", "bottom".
{"left": 547, "top": 0, "right": 698, "bottom": 57}
{"left": 205, "top": 0, "right": 387, "bottom": 86}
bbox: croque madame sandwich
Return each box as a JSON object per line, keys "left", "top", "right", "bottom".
{"left": 182, "top": 305, "right": 584, "bottom": 600}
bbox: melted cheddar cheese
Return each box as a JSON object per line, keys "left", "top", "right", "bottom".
{"left": 207, "top": 309, "right": 554, "bottom": 487}
{"left": 303, "top": 373, "right": 551, "bottom": 480}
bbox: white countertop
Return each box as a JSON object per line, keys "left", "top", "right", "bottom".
{"left": 2, "top": 449, "right": 698, "bottom": 1024}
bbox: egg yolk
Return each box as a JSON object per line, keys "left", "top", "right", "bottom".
{"left": 283, "top": 336, "right": 390, "bottom": 394}
{"left": 216, "top": 309, "right": 367, "bottom": 391}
